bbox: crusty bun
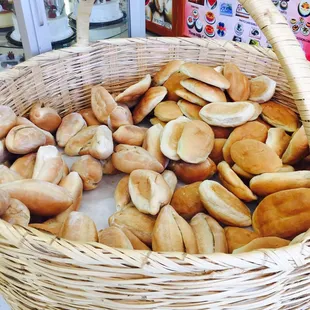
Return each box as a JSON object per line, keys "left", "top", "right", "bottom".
{"left": 180, "top": 78, "right": 227, "bottom": 102}
{"left": 249, "top": 75, "right": 277, "bottom": 103}
{"left": 0, "top": 106, "right": 17, "bottom": 139}
{"left": 222, "top": 121, "right": 268, "bottom": 164}
{"left": 282, "top": 126, "right": 309, "bottom": 164}
{"left": 230, "top": 139, "right": 282, "bottom": 174}
{"left": 98, "top": 227, "right": 133, "bottom": 249}
{"left": 107, "top": 105, "right": 133, "bottom": 132}
{"left": 163, "top": 72, "right": 188, "bottom": 101}
{"left": 0, "top": 188, "right": 10, "bottom": 216}
{"left": 209, "top": 138, "right": 226, "bottom": 164}
{"left": 265, "top": 128, "right": 291, "bottom": 157}
{"left": 169, "top": 158, "right": 216, "bottom": 184}
{"left": 218, "top": 161, "right": 257, "bottom": 202}
{"left": 177, "top": 99, "right": 202, "bottom": 120}
{"left": 10, "top": 153, "right": 36, "bottom": 179}
{"left": 261, "top": 101, "right": 299, "bottom": 132}
{"left": 133, "top": 86, "right": 167, "bottom": 124}
{"left": 114, "top": 175, "right": 131, "bottom": 211}
{"left": 232, "top": 164, "right": 254, "bottom": 180}
{"left": 0, "top": 165, "right": 23, "bottom": 184}
{"left": 78, "top": 108, "right": 101, "bottom": 126}
{"left": 223, "top": 63, "right": 250, "bottom": 101}
{"left": 120, "top": 227, "right": 150, "bottom": 250}
{"left": 199, "top": 180, "right": 251, "bottom": 227}
{"left": 199, "top": 101, "right": 255, "bottom": 127}
{"left": 154, "top": 101, "right": 183, "bottom": 122}
{"left": 248, "top": 101, "right": 263, "bottom": 120}
{"left": 113, "top": 125, "right": 147, "bottom": 146}
{"left": 175, "top": 88, "right": 207, "bottom": 106}
{"left": 161, "top": 170, "right": 177, "bottom": 199}
{"left": 153, "top": 60, "right": 185, "bottom": 86}
{"left": 211, "top": 126, "right": 232, "bottom": 139}
{"left": 1, "top": 198, "right": 30, "bottom": 226}
{"left": 180, "top": 63, "right": 230, "bottom": 89}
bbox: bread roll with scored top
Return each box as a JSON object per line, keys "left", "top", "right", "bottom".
{"left": 1, "top": 198, "right": 30, "bottom": 226}
{"left": 0, "top": 106, "right": 17, "bottom": 139}
{"left": 10, "top": 153, "right": 36, "bottom": 179}
{"left": 78, "top": 108, "right": 101, "bottom": 126}
{"left": 0, "top": 165, "right": 23, "bottom": 184}
{"left": 107, "top": 105, "right": 133, "bottom": 132}
{"left": 120, "top": 227, "right": 150, "bottom": 250}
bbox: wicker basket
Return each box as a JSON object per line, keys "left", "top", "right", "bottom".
{"left": 1, "top": 0, "right": 310, "bottom": 309}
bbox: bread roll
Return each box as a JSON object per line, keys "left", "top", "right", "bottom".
{"left": 175, "top": 88, "right": 207, "bottom": 106}
{"left": 199, "top": 101, "right": 255, "bottom": 127}
{"left": 231, "top": 139, "right": 282, "bottom": 174}
{"left": 59, "top": 211, "right": 98, "bottom": 242}
{"left": 232, "top": 164, "right": 254, "bottom": 180}
{"left": 180, "top": 63, "right": 230, "bottom": 89}
{"left": 0, "top": 189, "right": 10, "bottom": 216}
{"left": 91, "top": 85, "right": 117, "bottom": 124}
{"left": 61, "top": 159, "right": 69, "bottom": 180}
{"left": 152, "top": 205, "right": 198, "bottom": 254}
{"left": 0, "top": 106, "right": 17, "bottom": 139}
{"left": 153, "top": 60, "right": 185, "bottom": 86}
{"left": 261, "top": 101, "right": 299, "bottom": 132}
{"left": 150, "top": 117, "right": 166, "bottom": 127}
{"left": 161, "top": 170, "right": 177, "bottom": 199}
{"left": 6, "top": 125, "right": 46, "bottom": 154}
{"left": 112, "top": 144, "right": 164, "bottom": 174}
{"left": 0, "top": 179, "right": 72, "bottom": 216}
{"left": 217, "top": 161, "right": 257, "bottom": 202}
{"left": 109, "top": 205, "right": 155, "bottom": 245}
{"left": 1, "top": 198, "right": 30, "bottom": 226}
{"left": 160, "top": 116, "right": 191, "bottom": 161}
{"left": 233, "top": 237, "right": 289, "bottom": 254}
{"left": 133, "top": 86, "right": 167, "bottom": 124}
{"left": 0, "top": 165, "right": 23, "bottom": 184}
{"left": 154, "top": 101, "right": 183, "bottom": 122}
{"left": 78, "top": 108, "right": 101, "bottom": 125}
{"left": 32, "top": 146, "right": 64, "bottom": 184}
{"left": 107, "top": 105, "right": 133, "bottom": 131}
{"left": 56, "top": 113, "right": 86, "bottom": 147}
{"left": 169, "top": 158, "right": 216, "bottom": 184}
{"left": 163, "top": 72, "right": 188, "bottom": 101}
{"left": 30, "top": 220, "right": 62, "bottom": 236}
{"left": 282, "top": 126, "right": 309, "bottom": 164}
{"left": 223, "top": 63, "right": 250, "bottom": 101}
{"left": 71, "top": 155, "right": 102, "bottom": 191}
{"left": 10, "top": 153, "right": 36, "bottom": 179}
{"left": 98, "top": 227, "right": 133, "bottom": 249}
{"left": 101, "top": 156, "right": 119, "bottom": 175}
{"left": 0, "top": 139, "right": 11, "bottom": 164}
{"left": 113, "top": 125, "right": 147, "bottom": 146}
{"left": 266, "top": 127, "right": 291, "bottom": 157}
{"left": 128, "top": 169, "right": 171, "bottom": 215}
{"left": 177, "top": 120, "right": 214, "bottom": 164}
{"left": 180, "top": 78, "right": 227, "bottom": 102}
{"left": 199, "top": 180, "right": 251, "bottom": 227}
{"left": 223, "top": 121, "right": 268, "bottom": 164}
{"left": 224, "top": 227, "right": 259, "bottom": 253}
{"left": 29, "top": 103, "right": 61, "bottom": 132}
{"left": 250, "top": 171, "right": 310, "bottom": 196}
{"left": 249, "top": 75, "right": 277, "bottom": 103}
{"left": 114, "top": 175, "right": 131, "bottom": 211}
{"left": 177, "top": 99, "right": 202, "bottom": 120}
{"left": 115, "top": 74, "right": 151, "bottom": 103}
{"left": 211, "top": 126, "right": 232, "bottom": 139}
{"left": 209, "top": 138, "right": 226, "bottom": 164}
{"left": 170, "top": 182, "right": 205, "bottom": 220}
{"left": 121, "top": 227, "right": 150, "bottom": 250}
{"left": 253, "top": 188, "right": 310, "bottom": 239}
{"left": 64, "top": 126, "right": 98, "bottom": 156}
{"left": 248, "top": 101, "right": 263, "bottom": 120}
{"left": 190, "top": 213, "right": 228, "bottom": 254}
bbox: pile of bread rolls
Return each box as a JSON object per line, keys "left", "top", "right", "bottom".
{"left": 0, "top": 59, "right": 309, "bottom": 255}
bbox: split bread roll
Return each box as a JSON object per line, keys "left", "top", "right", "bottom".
{"left": 154, "top": 101, "right": 183, "bottom": 122}
{"left": 224, "top": 227, "right": 259, "bottom": 254}
{"left": 190, "top": 213, "right": 228, "bottom": 254}
{"left": 175, "top": 88, "right": 207, "bottom": 106}
{"left": 152, "top": 205, "right": 198, "bottom": 254}
{"left": 59, "top": 211, "right": 98, "bottom": 242}
{"left": 199, "top": 180, "right": 252, "bottom": 227}
{"left": 282, "top": 126, "right": 309, "bottom": 165}
{"left": 114, "top": 175, "right": 131, "bottom": 211}
{"left": 128, "top": 169, "right": 171, "bottom": 215}
{"left": 177, "top": 99, "right": 202, "bottom": 120}
{"left": 177, "top": 120, "right": 214, "bottom": 164}
{"left": 113, "top": 125, "right": 147, "bottom": 146}
{"left": 120, "top": 227, "right": 150, "bottom": 250}
{"left": 10, "top": 153, "right": 37, "bottom": 179}
{"left": 266, "top": 127, "right": 291, "bottom": 157}
{"left": 56, "top": 113, "right": 86, "bottom": 147}
{"left": 0, "top": 106, "right": 17, "bottom": 139}
{"left": 163, "top": 72, "right": 188, "bottom": 101}
{"left": 6, "top": 125, "right": 46, "bottom": 154}
{"left": 132, "top": 86, "right": 167, "bottom": 124}
{"left": 29, "top": 103, "right": 61, "bottom": 132}
{"left": 1, "top": 198, "right": 30, "bottom": 226}
{"left": 91, "top": 85, "right": 117, "bottom": 124}
{"left": 153, "top": 60, "right": 185, "bottom": 86}
{"left": 112, "top": 144, "right": 164, "bottom": 173}
{"left": 222, "top": 121, "right": 268, "bottom": 164}
{"left": 249, "top": 75, "right": 277, "bottom": 103}
{"left": 217, "top": 161, "right": 257, "bottom": 202}
{"left": 223, "top": 63, "right": 250, "bottom": 101}
{"left": 109, "top": 205, "right": 155, "bottom": 245}
{"left": 261, "top": 101, "right": 299, "bottom": 132}
{"left": 98, "top": 227, "right": 133, "bottom": 250}
{"left": 0, "top": 165, "right": 23, "bottom": 184}
{"left": 0, "top": 189, "right": 10, "bottom": 216}
{"left": 107, "top": 105, "right": 133, "bottom": 132}
{"left": 0, "top": 179, "right": 73, "bottom": 216}
{"left": 78, "top": 108, "right": 101, "bottom": 126}
{"left": 169, "top": 158, "right": 216, "bottom": 184}
{"left": 180, "top": 78, "right": 227, "bottom": 102}
{"left": 233, "top": 237, "right": 289, "bottom": 254}
{"left": 180, "top": 63, "right": 230, "bottom": 89}
{"left": 253, "top": 188, "right": 310, "bottom": 239}
{"left": 199, "top": 101, "right": 256, "bottom": 127}
{"left": 250, "top": 171, "right": 310, "bottom": 196}
{"left": 209, "top": 138, "right": 226, "bottom": 164}
{"left": 170, "top": 182, "right": 205, "bottom": 220}
{"left": 115, "top": 74, "right": 151, "bottom": 103}
{"left": 230, "top": 139, "right": 282, "bottom": 174}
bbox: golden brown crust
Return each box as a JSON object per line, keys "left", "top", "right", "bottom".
{"left": 78, "top": 108, "right": 101, "bottom": 126}
{"left": 177, "top": 99, "right": 202, "bottom": 120}
{"left": 175, "top": 88, "right": 207, "bottom": 106}
{"left": 266, "top": 128, "right": 291, "bottom": 157}
{"left": 0, "top": 106, "right": 17, "bottom": 139}
{"left": 209, "top": 138, "right": 226, "bottom": 164}
{"left": 153, "top": 60, "right": 185, "bottom": 86}
{"left": 98, "top": 227, "right": 133, "bottom": 249}
{"left": 113, "top": 125, "right": 147, "bottom": 146}
{"left": 154, "top": 101, "right": 183, "bottom": 122}
{"left": 163, "top": 72, "right": 188, "bottom": 101}
{"left": 107, "top": 105, "right": 133, "bottom": 131}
